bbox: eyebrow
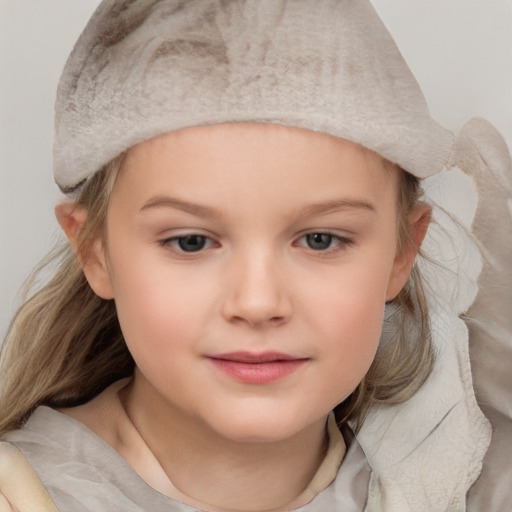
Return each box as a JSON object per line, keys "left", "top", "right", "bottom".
{"left": 140, "top": 195, "right": 376, "bottom": 219}
{"left": 294, "top": 199, "right": 376, "bottom": 219}
{"left": 140, "top": 196, "right": 222, "bottom": 218}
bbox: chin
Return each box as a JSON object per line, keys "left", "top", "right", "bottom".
{"left": 205, "top": 405, "right": 323, "bottom": 444}
{"left": 216, "top": 422, "right": 299, "bottom": 444}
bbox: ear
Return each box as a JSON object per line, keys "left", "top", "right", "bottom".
{"left": 386, "top": 203, "right": 431, "bottom": 301}
{"left": 55, "top": 202, "right": 114, "bottom": 300}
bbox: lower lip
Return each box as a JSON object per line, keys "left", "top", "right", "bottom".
{"left": 208, "top": 358, "right": 307, "bottom": 384}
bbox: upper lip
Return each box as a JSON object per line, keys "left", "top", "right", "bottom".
{"left": 208, "top": 351, "right": 306, "bottom": 363}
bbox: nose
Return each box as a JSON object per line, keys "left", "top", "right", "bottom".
{"left": 221, "top": 249, "right": 293, "bottom": 328}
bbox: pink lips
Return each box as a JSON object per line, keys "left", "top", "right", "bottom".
{"left": 207, "top": 351, "right": 308, "bottom": 384}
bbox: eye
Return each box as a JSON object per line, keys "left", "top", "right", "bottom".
{"left": 161, "top": 234, "right": 214, "bottom": 253}
{"left": 297, "top": 232, "right": 351, "bottom": 252}
{"left": 305, "top": 233, "right": 335, "bottom": 250}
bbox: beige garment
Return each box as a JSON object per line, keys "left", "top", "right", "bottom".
{"left": 2, "top": 404, "right": 370, "bottom": 512}
{"left": 451, "top": 119, "right": 512, "bottom": 511}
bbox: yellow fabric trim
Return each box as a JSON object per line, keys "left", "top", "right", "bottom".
{"left": 292, "top": 414, "right": 346, "bottom": 505}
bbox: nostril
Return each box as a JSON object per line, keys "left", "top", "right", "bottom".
{"left": 222, "top": 295, "right": 292, "bottom": 327}
{"left": 226, "top": 312, "right": 287, "bottom": 328}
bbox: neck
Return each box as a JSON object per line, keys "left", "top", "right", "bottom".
{"left": 122, "top": 376, "right": 328, "bottom": 512}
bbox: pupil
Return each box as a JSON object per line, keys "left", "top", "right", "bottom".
{"left": 178, "top": 235, "right": 206, "bottom": 252}
{"left": 307, "top": 233, "right": 332, "bottom": 250}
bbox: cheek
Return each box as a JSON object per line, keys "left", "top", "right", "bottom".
{"left": 106, "top": 251, "right": 211, "bottom": 364}
{"left": 306, "top": 251, "right": 391, "bottom": 335}
{"left": 112, "top": 279, "right": 214, "bottom": 400}
{"left": 302, "top": 261, "right": 390, "bottom": 400}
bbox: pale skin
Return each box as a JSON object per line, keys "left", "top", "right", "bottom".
{"left": 0, "top": 442, "right": 58, "bottom": 512}
{"left": 0, "top": 124, "right": 430, "bottom": 511}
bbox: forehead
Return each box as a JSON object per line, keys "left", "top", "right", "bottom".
{"left": 113, "top": 123, "right": 398, "bottom": 213}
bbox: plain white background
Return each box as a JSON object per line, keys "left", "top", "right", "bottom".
{"left": 1, "top": 0, "right": 511, "bottom": 340}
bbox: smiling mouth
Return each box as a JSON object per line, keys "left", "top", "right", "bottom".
{"left": 207, "top": 351, "right": 308, "bottom": 384}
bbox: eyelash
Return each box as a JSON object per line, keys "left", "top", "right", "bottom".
{"left": 295, "top": 232, "right": 353, "bottom": 253}
{"left": 159, "top": 231, "right": 353, "bottom": 255}
{"left": 159, "top": 234, "right": 216, "bottom": 254}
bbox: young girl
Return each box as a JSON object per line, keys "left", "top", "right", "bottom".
{"left": 0, "top": 1, "right": 510, "bottom": 511}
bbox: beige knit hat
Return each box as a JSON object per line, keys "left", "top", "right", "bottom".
{"left": 53, "top": 0, "right": 453, "bottom": 191}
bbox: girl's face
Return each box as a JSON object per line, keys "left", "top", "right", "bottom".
{"left": 87, "top": 124, "right": 421, "bottom": 442}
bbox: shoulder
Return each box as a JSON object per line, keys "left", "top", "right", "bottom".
{"left": 2, "top": 380, "right": 134, "bottom": 470}
{"left": 1, "top": 403, "right": 113, "bottom": 489}
{"left": 1, "top": 404, "right": 137, "bottom": 511}
{"left": 2, "top": 406, "right": 76, "bottom": 454}
{"left": 1, "top": 387, "right": 163, "bottom": 512}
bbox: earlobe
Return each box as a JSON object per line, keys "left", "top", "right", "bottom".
{"left": 386, "top": 203, "right": 431, "bottom": 301}
{"left": 55, "top": 202, "right": 114, "bottom": 300}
